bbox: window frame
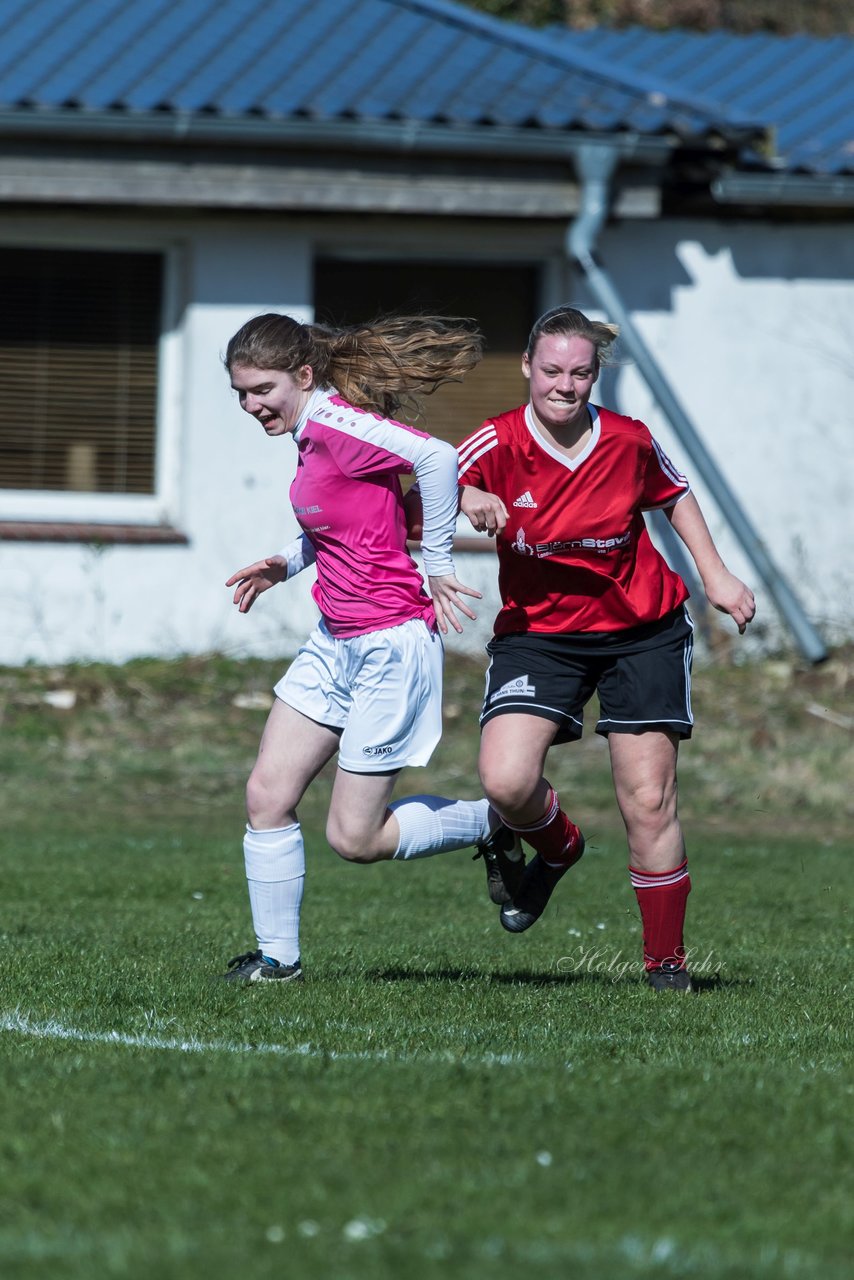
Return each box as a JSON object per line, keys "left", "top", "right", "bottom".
{"left": 0, "top": 231, "right": 184, "bottom": 531}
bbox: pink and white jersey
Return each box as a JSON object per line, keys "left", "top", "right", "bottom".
{"left": 282, "top": 388, "right": 458, "bottom": 638}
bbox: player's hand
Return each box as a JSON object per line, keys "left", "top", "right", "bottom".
{"left": 427, "top": 573, "right": 482, "bottom": 635}
{"left": 460, "top": 487, "right": 508, "bottom": 537}
{"left": 225, "top": 555, "right": 287, "bottom": 614}
{"left": 704, "top": 568, "right": 756, "bottom": 635}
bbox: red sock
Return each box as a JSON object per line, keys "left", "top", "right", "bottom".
{"left": 507, "top": 787, "right": 583, "bottom": 868}
{"left": 630, "top": 859, "right": 691, "bottom": 970}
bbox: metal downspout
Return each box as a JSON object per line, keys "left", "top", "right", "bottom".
{"left": 566, "top": 143, "right": 828, "bottom": 664}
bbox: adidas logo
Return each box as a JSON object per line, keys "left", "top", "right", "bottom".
{"left": 489, "top": 675, "right": 536, "bottom": 704}
{"left": 512, "top": 491, "right": 537, "bottom": 508}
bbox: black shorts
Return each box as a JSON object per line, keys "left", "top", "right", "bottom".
{"left": 480, "top": 607, "right": 694, "bottom": 743}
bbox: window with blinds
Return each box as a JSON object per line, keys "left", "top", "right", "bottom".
{"left": 313, "top": 260, "right": 538, "bottom": 442}
{"left": 0, "top": 248, "right": 162, "bottom": 495}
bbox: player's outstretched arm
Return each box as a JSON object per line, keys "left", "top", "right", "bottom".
{"left": 405, "top": 486, "right": 507, "bottom": 540}
{"left": 460, "top": 485, "right": 508, "bottom": 537}
{"left": 665, "top": 493, "right": 756, "bottom": 634}
{"left": 225, "top": 556, "right": 287, "bottom": 614}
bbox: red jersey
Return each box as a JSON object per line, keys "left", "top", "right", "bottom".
{"left": 458, "top": 403, "right": 691, "bottom": 635}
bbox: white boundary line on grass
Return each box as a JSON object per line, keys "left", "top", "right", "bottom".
{"left": 0, "top": 1009, "right": 535, "bottom": 1069}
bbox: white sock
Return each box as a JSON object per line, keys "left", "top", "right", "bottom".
{"left": 390, "top": 796, "right": 491, "bottom": 861}
{"left": 243, "top": 824, "right": 305, "bottom": 966}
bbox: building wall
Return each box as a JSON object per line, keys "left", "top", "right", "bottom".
{"left": 589, "top": 218, "right": 854, "bottom": 655}
{"left": 0, "top": 212, "right": 317, "bottom": 667}
{"left": 0, "top": 209, "right": 851, "bottom": 667}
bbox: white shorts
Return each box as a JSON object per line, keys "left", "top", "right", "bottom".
{"left": 274, "top": 617, "right": 444, "bottom": 773}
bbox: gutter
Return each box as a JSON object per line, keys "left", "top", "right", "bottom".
{"left": 712, "top": 172, "right": 854, "bottom": 209}
{"left": 0, "top": 108, "right": 675, "bottom": 165}
{"left": 566, "top": 142, "right": 828, "bottom": 663}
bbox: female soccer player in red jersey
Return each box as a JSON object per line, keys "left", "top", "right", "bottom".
{"left": 457, "top": 306, "right": 756, "bottom": 991}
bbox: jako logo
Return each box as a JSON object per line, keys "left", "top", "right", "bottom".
{"left": 363, "top": 745, "right": 393, "bottom": 757}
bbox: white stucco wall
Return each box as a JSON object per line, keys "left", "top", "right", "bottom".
{"left": 584, "top": 218, "right": 854, "bottom": 655}
{"left": 0, "top": 210, "right": 852, "bottom": 667}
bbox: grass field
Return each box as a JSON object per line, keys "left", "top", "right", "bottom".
{"left": 0, "top": 647, "right": 851, "bottom": 1279}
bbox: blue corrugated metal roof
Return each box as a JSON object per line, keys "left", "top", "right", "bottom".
{"left": 555, "top": 27, "right": 854, "bottom": 175}
{"left": 0, "top": 0, "right": 763, "bottom": 148}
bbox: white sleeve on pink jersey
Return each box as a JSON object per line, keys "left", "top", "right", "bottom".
{"left": 408, "top": 434, "right": 458, "bottom": 578}
{"left": 277, "top": 532, "right": 317, "bottom": 579}
{"left": 314, "top": 396, "right": 458, "bottom": 579}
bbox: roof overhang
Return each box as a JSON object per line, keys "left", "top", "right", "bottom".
{"left": 0, "top": 113, "right": 677, "bottom": 219}
{"left": 0, "top": 107, "right": 680, "bottom": 164}
{"left": 0, "top": 155, "right": 666, "bottom": 219}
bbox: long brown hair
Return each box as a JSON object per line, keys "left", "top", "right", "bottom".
{"left": 225, "top": 312, "right": 483, "bottom": 418}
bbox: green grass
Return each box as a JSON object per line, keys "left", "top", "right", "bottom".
{"left": 0, "top": 652, "right": 852, "bottom": 1279}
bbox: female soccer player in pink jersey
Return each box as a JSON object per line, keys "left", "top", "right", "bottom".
{"left": 457, "top": 306, "right": 756, "bottom": 991}
{"left": 218, "top": 312, "right": 522, "bottom": 984}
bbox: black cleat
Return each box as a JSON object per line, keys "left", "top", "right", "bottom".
{"left": 473, "top": 823, "right": 526, "bottom": 905}
{"left": 219, "top": 949, "right": 303, "bottom": 984}
{"left": 647, "top": 962, "right": 692, "bottom": 993}
{"left": 500, "top": 830, "right": 584, "bottom": 933}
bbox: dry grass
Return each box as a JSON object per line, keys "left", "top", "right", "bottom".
{"left": 681, "top": 647, "right": 854, "bottom": 838}
{"left": 0, "top": 645, "right": 851, "bottom": 840}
